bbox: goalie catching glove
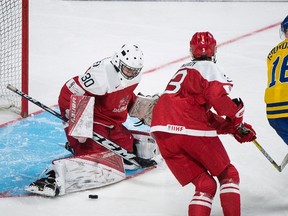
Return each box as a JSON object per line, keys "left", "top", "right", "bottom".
{"left": 129, "top": 93, "right": 160, "bottom": 126}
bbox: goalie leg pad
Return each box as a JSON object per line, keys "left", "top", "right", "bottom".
{"left": 132, "top": 132, "right": 160, "bottom": 159}
{"left": 26, "top": 152, "right": 126, "bottom": 197}
{"left": 53, "top": 152, "right": 126, "bottom": 195}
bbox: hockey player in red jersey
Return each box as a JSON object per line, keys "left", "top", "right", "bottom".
{"left": 150, "top": 32, "right": 256, "bottom": 216}
{"left": 25, "top": 44, "right": 158, "bottom": 197}
{"left": 58, "top": 44, "right": 144, "bottom": 158}
{"left": 57, "top": 43, "right": 158, "bottom": 168}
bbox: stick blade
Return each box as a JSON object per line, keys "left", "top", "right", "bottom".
{"left": 280, "top": 153, "right": 288, "bottom": 171}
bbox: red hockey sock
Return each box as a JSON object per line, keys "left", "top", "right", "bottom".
{"left": 188, "top": 192, "right": 213, "bottom": 216}
{"left": 220, "top": 182, "right": 241, "bottom": 216}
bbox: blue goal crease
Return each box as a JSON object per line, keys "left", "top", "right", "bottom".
{"left": 0, "top": 108, "right": 149, "bottom": 197}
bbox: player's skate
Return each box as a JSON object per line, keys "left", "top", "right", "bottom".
{"left": 25, "top": 170, "right": 59, "bottom": 197}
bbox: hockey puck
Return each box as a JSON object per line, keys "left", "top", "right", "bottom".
{"left": 89, "top": 194, "right": 98, "bottom": 199}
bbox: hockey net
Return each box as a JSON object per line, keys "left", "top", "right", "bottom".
{"left": 0, "top": 0, "right": 29, "bottom": 117}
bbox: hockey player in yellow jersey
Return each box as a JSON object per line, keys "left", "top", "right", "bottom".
{"left": 265, "top": 15, "right": 288, "bottom": 145}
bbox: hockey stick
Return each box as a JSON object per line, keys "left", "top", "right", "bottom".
{"left": 252, "top": 140, "right": 288, "bottom": 172}
{"left": 7, "top": 84, "right": 157, "bottom": 167}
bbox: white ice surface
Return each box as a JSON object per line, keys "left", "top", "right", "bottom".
{"left": 1, "top": 1, "right": 288, "bottom": 215}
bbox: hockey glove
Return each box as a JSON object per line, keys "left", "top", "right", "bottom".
{"left": 207, "top": 111, "right": 238, "bottom": 135}
{"left": 208, "top": 98, "right": 245, "bottom": 134}
{"left": 227, "top": 98, "right": 245, "bottom": 128}
{"left": 232, "top": 122, "right": 256, "bottom": 143}
{"left": 207, "top": 111, "right": 229, "bottom": 134}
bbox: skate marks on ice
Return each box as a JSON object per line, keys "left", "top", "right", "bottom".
{"left": 0, "top": 110, "right": 69, "bottom": 197}
{"left": 0, "top": 109, "right": 152, "bottom": 197}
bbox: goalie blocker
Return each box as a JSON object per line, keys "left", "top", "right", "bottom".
{"left": 66, "top": 95, "right": 160, "bottom": 160}
{"left": 68, "top": 95, "right": 94, "bottom": 141}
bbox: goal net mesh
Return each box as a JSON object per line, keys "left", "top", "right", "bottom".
{"left": 0, "top": 0, "right": 28, "bottom": 116}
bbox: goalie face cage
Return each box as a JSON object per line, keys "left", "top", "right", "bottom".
{"left": 0, "top": 0, "right": 29, "bottom": 117}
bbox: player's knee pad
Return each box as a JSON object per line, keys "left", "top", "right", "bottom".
{"left": 192, "top": 172, "right": 217, "bottom": 197}
{"left": 217, "top": 164, "right": 240, "bottom": 185}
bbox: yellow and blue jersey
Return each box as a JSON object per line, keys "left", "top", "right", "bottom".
{"left": 265, "top": 39, "right": 288, "bottom": 119}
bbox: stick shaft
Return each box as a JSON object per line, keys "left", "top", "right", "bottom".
{"left": 252, "top": 140, "right": 282, "bottom": 172}
{"left": 7, "top": 84, "right": 141, "bottom": 167}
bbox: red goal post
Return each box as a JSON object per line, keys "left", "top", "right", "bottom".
{"left": 0, "top": 0, "right": 29, "bottom": 117}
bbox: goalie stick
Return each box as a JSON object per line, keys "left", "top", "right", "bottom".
{"left": 252, "top": 140, "right": 288, "bottom": 172}
{"left": 7, "top": 84, "right": 157, "bottom": 167}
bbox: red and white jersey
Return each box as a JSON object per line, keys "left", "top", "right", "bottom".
{"left": 58, "top": 57, "right": 140, "bottom": 127}
{"left": 150, "top": 60, "right": 237, "bottom": 137}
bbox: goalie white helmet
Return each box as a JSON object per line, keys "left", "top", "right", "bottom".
{"left": 111, "top": 44, "right": 144, "bottom": 87}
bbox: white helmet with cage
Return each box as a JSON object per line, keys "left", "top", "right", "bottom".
{"left": 111, "top": 44, "right": 144, "bottom": 87}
